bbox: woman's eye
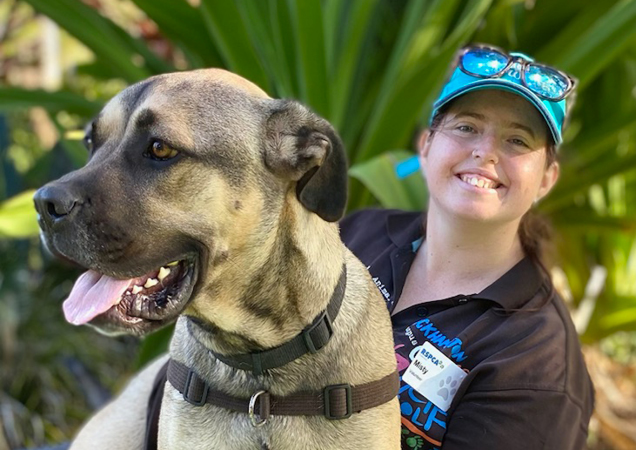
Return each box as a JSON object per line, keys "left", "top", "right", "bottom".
{"left": 456, "top": 125, "right": 475, "bottom": 133}
{"left": 509, "top": 138, "right": 529, "bottom": 147}
{"left": 147, "top": 140, "right": 179, "bottom": 161}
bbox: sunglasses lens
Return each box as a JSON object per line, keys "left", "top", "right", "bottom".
{"left": 462, "top": 48, "right": 509, "bottom": 76}
{"left": 525, "top": 65, "right": 570, "bottom": 100}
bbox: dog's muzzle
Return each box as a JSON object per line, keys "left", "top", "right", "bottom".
{"left": 33, "top": 182, "right": 201, "bottom": 336}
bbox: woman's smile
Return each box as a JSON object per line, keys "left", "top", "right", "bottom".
{"left": 455, "top": 168, "right": 504, "bottom": 193}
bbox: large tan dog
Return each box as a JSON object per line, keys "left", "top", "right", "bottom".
{"left": 34, "top": 69, "right": 400, "bottom": 449}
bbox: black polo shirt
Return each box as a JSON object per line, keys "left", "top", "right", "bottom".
{"left": 340, "top": 209, "right": 594, "bottom": 450}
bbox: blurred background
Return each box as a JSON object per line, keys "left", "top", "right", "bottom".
{"left": 0, "top": 0, "right": 635, "bottom": 448}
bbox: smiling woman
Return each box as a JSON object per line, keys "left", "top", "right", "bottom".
{"left": 340, "top": 45, "right": 594, "bottom": 449}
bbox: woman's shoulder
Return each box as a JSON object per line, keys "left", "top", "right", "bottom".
{"left": 462, "top": 292, "right": 595, "bottom": 435}
{"left": 339, "top": 207, "right": 406, "bottom": 228}
{"left": 470, "top": 290, "right": 593, "bottom": 407}
{"left": 339, "top": 208, "right": 421, "bottom": 243}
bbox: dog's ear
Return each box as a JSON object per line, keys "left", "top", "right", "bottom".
{"left": 264, "top": 100, "right": 348, "bottom": 222}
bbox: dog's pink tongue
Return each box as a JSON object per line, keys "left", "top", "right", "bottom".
{"left": 63, "top": 270, "right": 132, "bottom": 325}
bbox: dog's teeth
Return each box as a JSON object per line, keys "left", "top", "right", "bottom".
{"left": 158, "top": 267, "right": 171, "bottom": 281}
{"left": 167, "top": 261, "right": 179, "bottom": 267}
{"left": 131, "top": 296, "right": 144, "bottom": 316}
{"left": 144, "top": 278, "right": 159, "bottom": 288}
{"left": 132, "top": 285, "right": 143, "bottom": 294}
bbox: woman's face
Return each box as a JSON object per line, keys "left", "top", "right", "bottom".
{"left": 419, "top": 89, "right": 559, "bottom": 226}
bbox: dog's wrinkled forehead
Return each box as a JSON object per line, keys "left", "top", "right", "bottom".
{"left": 94, "top": 69, "right": 271, "bottom": 152}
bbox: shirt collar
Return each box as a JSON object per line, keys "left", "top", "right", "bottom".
{"left": 475, "top": 257, "right": 546, "bottom": 310}
{"left": 384, "top": 210, "right": 546, "bottom": 310}
{"left": 386, "top": 210, "right": 426, "bottom": 248}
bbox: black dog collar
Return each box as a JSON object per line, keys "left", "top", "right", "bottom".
{"left": 208, "top": 265, "right": 347, "bottom": 375}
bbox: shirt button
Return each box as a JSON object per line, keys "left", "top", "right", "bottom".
{"left": 416, "top": 306, "right": 428, "bottom": 317}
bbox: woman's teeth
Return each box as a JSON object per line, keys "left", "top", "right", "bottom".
{"left": 460, "top": 174, "right": 498, "bottom": 189}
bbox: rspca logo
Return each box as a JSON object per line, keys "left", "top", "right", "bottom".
{"left": 420, "top": 349, "right": 444, "bottom": 370}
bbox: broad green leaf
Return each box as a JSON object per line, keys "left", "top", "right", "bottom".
{"left": 269, "top": 0, "right": 300, "bottom": 97}
{"left": 440, "top": 0, "right": 494, "bottom": 52}
{"left": 351, "top": 0, "right": 431, "bottom": 162}
{"left": 108, "top": 15, "right": 174, "bottom": 75}
{"left": 322, "top": 0, "right": 345, "bottom": 78}
{"left": 535, "top": 2, "right": 612, "bottom": 65}
{"left": 567, "top": 114, "right": 636, "bottom": 170}
{"left": 22, "top": 0, "right": 163, "bottom": 82}
{"left": 354, "top": 0, "right": 493, "bottom": 163}
{"left": 286, "top": 0, "right": 329, "bottom": 117}
{"left": 472, "top": 1, "right": 518, "bottom": 46}
{"left": 236, "top": 1, "right": 294, "bottom": 97}
{"left": 551, "top": 210, "right": 636, "bottom": 232}
{"left": 328, "top": 0, "right": 378, "bottom": 128}
{"left": 544, "top": 151, "right": 636, "bottom": 213}
{"left": 130, "top": 0, "right": 222, "bottom": 68}
{"left": 199, "top": 0, "right": 270, "bottom": 92}
{"left": 75, "top": 60, "right": 125, "bottom": 81}
{"left": 349, "top": 150, "right": 427, "bottom": 211}
{"left": 549, "top": 0, "right": 636, "bottom": 88}
{"left": 401, "top": 0, "right": 459, "bottom": 77}
{"left": 599, "top": 307, "right": 636, "bottom": 330}
{"left": 334, "top": 0, "right": 409, "bottom": 151}
{"left": 0, "top": 87, "right": 102, "bottom": 116}
{"left": 0, "top": 190, "right": 39, "bottom": 238}
{"left": 353, "top": 47, "right": 456, "bottom": 164}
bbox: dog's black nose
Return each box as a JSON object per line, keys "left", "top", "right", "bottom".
{"left": 33, "top": 185, "right": 81, "bottom": 228}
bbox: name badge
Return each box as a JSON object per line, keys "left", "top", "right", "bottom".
{"left": 402, "top": 342, "right": 467, "bottom": 411}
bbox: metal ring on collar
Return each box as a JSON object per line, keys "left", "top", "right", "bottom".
{"left": 248, "top": 390, "right": 268, "bottom": 427}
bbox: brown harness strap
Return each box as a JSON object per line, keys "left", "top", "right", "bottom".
{"left": 144, "top": 360, "right": 169, "bottom": 450}
{"left": 167, "top": 359, "right": 399, "bottom": 424}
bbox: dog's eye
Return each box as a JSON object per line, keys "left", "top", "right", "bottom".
{"left": 147, "top": 140, "right": 179, "bottom": 161}
{"left": 84, "top": 135, "right": 94, "bottom": 152}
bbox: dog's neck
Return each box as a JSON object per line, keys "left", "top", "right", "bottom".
{"left": 183, "top": 196, "right": 344, "bottom": 355}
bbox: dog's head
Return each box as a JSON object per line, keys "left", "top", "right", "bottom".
{"left": 34, "top": 69, "right": 348, "bottom": 336}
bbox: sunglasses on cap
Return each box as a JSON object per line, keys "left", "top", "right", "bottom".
{"left": 458, "top": 45, "right": 576, "bottom": 102}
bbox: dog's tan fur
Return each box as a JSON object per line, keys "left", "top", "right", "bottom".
{"left": 40, "top": 69, "right": 399, "bottom": 449}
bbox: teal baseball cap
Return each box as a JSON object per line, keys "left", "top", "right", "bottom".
{"left": 396, "top": 45, "right": 575, "bottom": 179}
{"left": 430, "top": 51, "right": 568, "bottom": 145}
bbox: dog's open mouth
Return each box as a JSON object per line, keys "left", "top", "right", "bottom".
{"left": 62, "top": 258, "right": 197, "bottom": 332}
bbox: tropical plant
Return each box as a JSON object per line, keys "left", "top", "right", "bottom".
{"left": 1, "top": 0, "right": 635, "bottom": 447}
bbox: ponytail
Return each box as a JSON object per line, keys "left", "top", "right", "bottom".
{"left": 512, "top": 210, "right": 558, "bottom": 312}
{"left": 519, "top": 136, "right": 558, "bottom": 267}
{"left": 518, "top": 211, "right": 553, "bottom": 265}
